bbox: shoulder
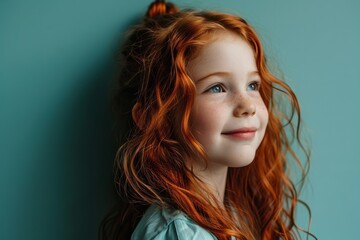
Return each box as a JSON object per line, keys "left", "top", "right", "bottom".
{"left": 131, "top": 204, "right": 216, "bottom": 240}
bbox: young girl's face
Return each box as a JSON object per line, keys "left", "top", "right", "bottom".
{"left": 187, "top": 32, "right": 269, "bottom": 168}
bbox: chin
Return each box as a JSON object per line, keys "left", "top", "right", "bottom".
{"left": 227, "top": 151, "right": 256, "bottom": 168}
{"left": 229, "top": 159, "right": 255, "bottom": 168}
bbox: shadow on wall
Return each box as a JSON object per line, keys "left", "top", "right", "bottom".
{"left": 17, "top": 60, "right": 121, "bottom": 239}
{"left": 14, "top": 15, "right": 145, "bottom": 240}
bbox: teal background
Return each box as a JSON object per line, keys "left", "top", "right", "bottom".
{"left": 1, "top": 0, "right": 359, "bottom": 239}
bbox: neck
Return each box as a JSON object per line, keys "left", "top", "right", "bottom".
{"left": 192, "top": 162, "right": 229, "bottom": 203}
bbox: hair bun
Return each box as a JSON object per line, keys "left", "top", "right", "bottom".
{"left": 146, "top": 0, "right": 178, "bottom": 18}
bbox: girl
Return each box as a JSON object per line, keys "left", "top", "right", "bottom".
{"left": 101, "top": 0, "right": 316, "bottom": 239}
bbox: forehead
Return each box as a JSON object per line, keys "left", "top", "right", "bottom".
{"left": 186, "top": 31, "right": 257, "bottom": 80}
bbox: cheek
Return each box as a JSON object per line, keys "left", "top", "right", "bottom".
{"left": 257, "top": 101, "right": 269, "bottom": 144}
{"left": 255, "top": 97, "right": 269, "bottom": 126}
{"left": 260, "top": 105, "right": 269, "bottom": 126}
{"left": 190, "top": 102, "right": 223, "bottom": 139}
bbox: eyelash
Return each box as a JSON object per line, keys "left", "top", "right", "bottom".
{"left": 206, "top": 84, "right": 226, "bottom": 93}
{"left": 247, "top": 81, "right": 261, "bottom": 91}
{"left": 205, "top": 81, "right": 261, "bottom": 93}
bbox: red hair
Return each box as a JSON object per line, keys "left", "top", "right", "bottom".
{"left": 102, "top": 2, "right": 316, "bottom": 240}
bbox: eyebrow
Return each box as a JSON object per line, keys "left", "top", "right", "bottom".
{"left": 249, "top": 70, "right": 260, "bottom": 76}
{"left": 195, "top": 70, "right": 260, "bottom": 82}
{"left": 195, "top": 71, "right": 231, "bottom": 83}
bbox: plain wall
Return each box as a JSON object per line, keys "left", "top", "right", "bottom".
{"left": 1, "top": 0, "right": 359, "bottom": 239}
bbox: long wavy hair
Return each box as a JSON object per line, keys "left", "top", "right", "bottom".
{"left": 100, "top": 1, "right": 316, "bottom": 239}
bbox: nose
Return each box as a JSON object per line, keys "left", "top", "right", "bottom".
{"left": 233, "top": 95, "right": 256, "bottom": 117}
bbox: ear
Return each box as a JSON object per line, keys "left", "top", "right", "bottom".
{"left": 132, "top": 102, "right": 143, "bottom": 129}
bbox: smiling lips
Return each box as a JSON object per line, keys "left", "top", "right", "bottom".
{"left": 222, "top": 127, "right": 257, "bottom": 140}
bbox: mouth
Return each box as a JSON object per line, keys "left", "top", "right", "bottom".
{"left": 222, "top": 127, "right": 257, "bottom": 140}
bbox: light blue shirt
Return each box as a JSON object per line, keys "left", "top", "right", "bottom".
{"left": 131, "top": 204, "right": 217, "bottom": 240}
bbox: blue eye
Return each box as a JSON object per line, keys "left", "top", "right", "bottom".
{"left": 247, "top": 81, "right": 260, "bottom": 91}
{"left": 207, "top": 85, "right": 225, "bottom": 93}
